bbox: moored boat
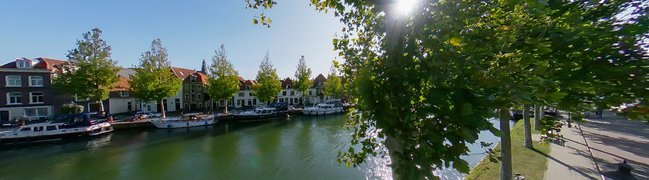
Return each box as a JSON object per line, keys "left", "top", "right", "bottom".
{"left": 233, "top": 107, "right": 288, "bottom": 122}
{"left": 301, "top": 100, "right": 345, "bottom": 115}
{"left": 0, "top": 113, "right": 114, "bottom": 143}
{"left": 150, "top": 113, "right": 217, "bottom": 129}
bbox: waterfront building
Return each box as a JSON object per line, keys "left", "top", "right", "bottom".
{"left": 105, "top": 66, "right": 192, "bottom": 115}
{"left": 278, "top": 77, "right": 300, "bottom": 105}
{"left": 233, "top": 77, "right": 261, "bottom": 108}
{"left": 0, "top": 57, "right": 71, "bottom": 121}
{"left": 305, "top": 74, "right": 327, "bottom": 105}
{"left": 106, "top": 68, "right": 137, "bottom": 115}
{"left": 182, "top": 71, "right": 209, "bottom": 111}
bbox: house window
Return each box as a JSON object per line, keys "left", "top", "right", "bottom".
{"left": 25, "top": 108, "right": 48, "bottom": 117}
{"left": 30, "top": 92, "right": 44, "bottom": 104}
{"left": 282, "top": 91, "right": 286, "bottom": 96}
{"left": 191, "top": 95, "right": 196, "bottom": 100}
{"left": 17, "top": 60, "right": 32, "bottom": 68}
{"left": 249, "top": 93, "right": 253, "bottom": 96}
{"left": 239, "top": 92, "right": 245, "bottom": 97}
{"left": 198, "top": 94, "right": 202, "bottom": 100}
{"left": 7, "top": 92, "right": 22, "bottom": 104}
{"left": 127, "top": 102, "right": 132, "bottom": 111}
{"left": 309, "top": 91, "right": 312, "bottom": 96}
{"left": 253, "top": 99, "right": 257, "bottom": 105}
{"left": 118, "top": 91, "right": 129, "bottom": 97}
{"left": 245, "top": 85, "right": 250, "bottom": 90}
{"left": 29, "top": 76, "right": 43, "bottom": 87}
{"left": 6, "top": 75, "right": 21, "bottom": 87}
{"left": 185, "top": 94, "right": 190, "bottom": 100}
{"left": 290, "top": 91, "right": 295, "bottom": 95}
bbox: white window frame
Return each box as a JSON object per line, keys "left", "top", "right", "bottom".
{"left": 25, "top": 108, "right": 48, "bottom": 117}
{"left": 29, "top": 76, "right": 44, "bottom": 87}
{"left": 6, "top": 75, "right": 22, "bottom": 87}
{"left": 7, "top": 92, "right": 22, "bottom": 105}
{"left": 17, "top": 60, "right": 32, "bottom": 68}
{"left": 30, "top": 92, "right": 44, "bottom": 104}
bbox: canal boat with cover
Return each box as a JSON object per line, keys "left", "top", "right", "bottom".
{"left": 150, "top": 113, "right": 217, "bottom": 129}
{"left": 301, "top": 100, "right": 345, "bottom": 115}
{"left": 233, "top": 107, "right": 288, "bottom": 122}
{"left": 0, "top": 113, "right": 114, "bottom": 143}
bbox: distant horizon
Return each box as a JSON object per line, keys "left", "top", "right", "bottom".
{"left": 0, "top": 1, "right": 343, "bottom": 80}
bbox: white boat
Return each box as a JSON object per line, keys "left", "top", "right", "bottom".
{"left": 0, "top": 121, "right": 113, "bottom": 143}
{"left": 301, "top": 102, "right": 344, "bottom": 115}
{"left": 233, "top": 107, "right": 288, "bottom": 122}
{"left": 150, "top": 113, "right": 217, "bottom": 129}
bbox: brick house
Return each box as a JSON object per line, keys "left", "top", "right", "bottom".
{"left": 0, "top": 57, "right": 70, "bottom": 121}
{"left": 183, "top": 71, "right": 209, "bottom": 111}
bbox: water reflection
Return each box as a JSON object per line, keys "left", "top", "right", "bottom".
{"left": 0, "top": 115, "right": 506, "bottom": 180}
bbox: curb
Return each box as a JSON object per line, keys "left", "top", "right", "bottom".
{"left": 575, "top": 122, "right": 606, "bottom": 180}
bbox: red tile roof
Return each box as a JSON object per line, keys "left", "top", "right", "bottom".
{"left": 112, "top": 77, "right": 131, "bottom": 91}
{"left": 171, "top": 67, "right": 195, "bottom": 79}
{"left": 184, "top": 72, "right": 208, "bottom": 84}
{"left": 1, "top": 57, "right": 67, "bottom": 71}
{"left": 37, "top": 57, "right": 68, "bottom": 70}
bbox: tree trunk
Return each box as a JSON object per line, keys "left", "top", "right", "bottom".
{"left": 524, "top": 104, "right": 533, "bottom": 148}
{"left": 499, "top": 108, "right": 513, "bottom": 180}
{"left": 384, "top": 135, "right": 423, "bottom": 179}
{"left": 160, "top": 99, "right": 166, "bottom": 118}
{"left": 534, "top": 104, "right": 541, "bottom": 130}
{"left": 224, "top": 100, "right": 229, "bottom": 114}
{"left": 97, "top": 99, "right": 105, "bottom": 116}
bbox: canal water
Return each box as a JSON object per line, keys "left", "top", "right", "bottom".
{"left": 0, "top": 115, "right": 509, "bottom": 180}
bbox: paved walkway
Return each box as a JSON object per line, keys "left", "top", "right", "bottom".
{"left": 544, "top": 110, "right": 649, "bottom": 180}
{"left": 544, "top": 120, "right": 600, "bottom": 180}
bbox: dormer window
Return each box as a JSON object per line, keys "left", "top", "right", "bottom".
{"left": 17, "top": 60, "right": 32, "bottom": 68}
{"left": 190, "top": 75, "right": 197, "bottom": 81}
{"left": 118, "top": 91, "right": 129, "bottom": 97}
{"left": 245, "top": 85, "right": 251, "bottom": 90}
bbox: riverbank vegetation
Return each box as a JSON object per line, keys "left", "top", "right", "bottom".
{"left": 466, "top": 119, "right": 550, "bottom": 180}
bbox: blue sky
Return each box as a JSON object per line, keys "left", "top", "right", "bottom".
{"left": 0, "top": 0, "right": 343, "bottom": 79}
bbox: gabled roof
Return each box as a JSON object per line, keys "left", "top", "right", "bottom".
{"left": 313, "top": 74, "right": 327, "bottom": 87}
{"left": 184, "top": 72, "right": 208, "bottom": 84}
{"left": 171, "top": 67, "right": 195, "bottom": 79}
{"left": 244, "top": 80, "right": 258, "bottom": 86}
{"left": 238, "top": 78, "right": 258, "bottom": 90}
{"left": 1, "top": 57, "right": 67, "bottom": 71}
{"left": 282, "top": 77, "right": 293, "bottom": 89}
{"left": 38, "top": 57, "right": 68, "bottom": 70}
{"left": 112, "top": 77, "right": 131, "bottom": 91}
